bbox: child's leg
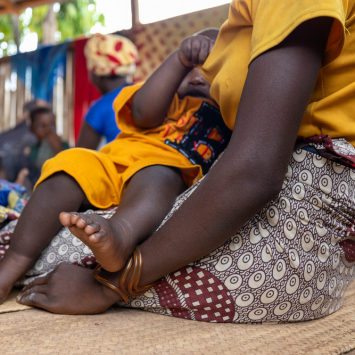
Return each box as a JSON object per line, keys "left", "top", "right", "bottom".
{"left": 0, "top": 172, "right": 88, "bottom": 303}
{"left": 60, "top": 165, "right": 186, "bottom": 272}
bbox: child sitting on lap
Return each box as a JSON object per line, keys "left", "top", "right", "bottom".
{"left": 0, "top": 29, "right": 231, "bottom": 303}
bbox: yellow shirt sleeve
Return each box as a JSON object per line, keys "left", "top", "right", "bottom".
{"left": 247, "top": 0, "right": 348, "bottom": 66}
{"left": 112, "top": 82, "right": 144, "bottom": 132}
{"left": 201, "top": 0, "right": 349, "bottom": 130}
{"left": 113, "top": 82, "right": 189, "bottom": 134}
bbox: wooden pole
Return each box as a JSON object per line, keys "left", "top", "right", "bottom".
{"left": 131, "top": 0, "right": 139, "bottom": 29}
{"left": 0, "top": 0, "right": 70, "bottom": 15}
{"left": 11, "top": 14, "right": 20, "bottom": 51}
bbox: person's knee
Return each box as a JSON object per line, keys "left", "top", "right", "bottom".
{"left": 37, "top": 172, "right": 80, "bottom": 191}
{"left": 138, "top": 165, "right": 186, "bottom": 190}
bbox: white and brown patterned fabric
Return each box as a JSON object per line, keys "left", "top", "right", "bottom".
{"left": 120, "top": 139, "right": 355, "bottom": 323}
{"left": 1, "top": 136, "right": 355, "bottom": 323}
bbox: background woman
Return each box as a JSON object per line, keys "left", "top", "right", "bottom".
{"left": 76, "top": 34, "right": 138, "bottom": 150}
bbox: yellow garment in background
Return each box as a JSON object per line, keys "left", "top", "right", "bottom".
{"left": 202, "top": 0, "right": 355, "bottom": 146}
{"left": 35, "top": 84, "right": 218, "bottom": 209}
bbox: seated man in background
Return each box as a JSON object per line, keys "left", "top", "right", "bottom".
{"left": 76, "top": 34, "right": 138, "bottom": 150}
{"left": 0, "top": 99, "right": 49, "bottom": 157}
{"left": 27, "top": 107, "right": 69, "bottom": 171}
{"left": 0, "top": 100, "right": 50, "bottom": 190}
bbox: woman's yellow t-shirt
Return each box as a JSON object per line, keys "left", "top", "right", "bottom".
{"left": 202, "top": 0, "right": 355, "bottom": 146}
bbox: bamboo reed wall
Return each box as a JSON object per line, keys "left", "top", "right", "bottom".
{"left": 0, "top": 48, "right": 74, "bottom": 146}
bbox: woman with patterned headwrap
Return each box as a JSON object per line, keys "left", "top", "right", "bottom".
{"left": 76, "top": 34, "right": 138, "bottom": 150}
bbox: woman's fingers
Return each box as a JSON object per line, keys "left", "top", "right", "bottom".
{"left": 20, "top": 274, "right": 51, "bottom": 293}
{"left": 18, "top": 291, "right": 49, "bottom": 309}
{"left": 17, "top": 284, "right": 48, "bottom": 301}
{"left": 17, "top": 281, "right": 55, "bottom": 312}
{"left": 17, "top": 283, "right": 50, "bottom": 308}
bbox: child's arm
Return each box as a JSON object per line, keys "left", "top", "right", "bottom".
{"left": 131, "top": 35, "right": 214, "bottom": 129}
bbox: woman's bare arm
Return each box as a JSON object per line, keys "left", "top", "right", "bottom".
{"left": 134, "top": 17, "right": 334, "bottom": 287}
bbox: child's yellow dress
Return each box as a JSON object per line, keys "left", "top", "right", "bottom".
{"left": 35, "top": 84, "right": 231, "bottom": 208}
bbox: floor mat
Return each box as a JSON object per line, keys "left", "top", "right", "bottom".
{"left": 0, "top": 289, "right": 32, "bottom": 314}
{"left": 1, "top": 282, "right": 355, "bottom": 354}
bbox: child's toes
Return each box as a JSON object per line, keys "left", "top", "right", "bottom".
{"left": 88, "top": 230, "right": 107, "bottom": 244}
{"left": 59, "top": 212, "right": 72, "bottom": 226}
{"left": 73, "top": 214, "right": 93, "bottom": 229}
{"left": 69, "top": 213, "right": 81, "bottom": 225}
{"left": 84, "top": 222, "right": 101, "bottom": 235}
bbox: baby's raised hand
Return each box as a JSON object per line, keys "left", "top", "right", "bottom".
{"left": 179, "top": 35, "right": 214, "bottom": 68}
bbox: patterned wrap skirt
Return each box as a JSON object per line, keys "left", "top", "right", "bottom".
{"left": 1, "top": 136, "right": 355, "bottom": 324}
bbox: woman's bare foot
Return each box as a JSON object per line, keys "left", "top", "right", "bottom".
{"left": 59, "top": 212, "right": 134, "bottom": 272}
{"left": 0, "top": 249, "right": 34, "bottom": 304}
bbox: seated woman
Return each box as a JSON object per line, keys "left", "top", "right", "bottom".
{"left": 0, "top": 30, "right": 230, "bottom": 302}
{"left": 13, "top": 0, "right": 355, "bottom": 323}
{"left": 76, "top": 34, "right": 138, "bottom": 150}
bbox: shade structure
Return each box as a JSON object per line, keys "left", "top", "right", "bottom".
{"left": 0, "top": 0, "right": 73, "bottom": 15}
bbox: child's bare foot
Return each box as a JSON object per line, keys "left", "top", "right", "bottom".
{"left": 59, "top": 212, "right": 134, "bottom": 272}
{"left": 0, "top": 249, "right": 34, "bottom": 304}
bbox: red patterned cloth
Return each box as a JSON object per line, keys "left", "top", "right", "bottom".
{"left": 303, "top": 135, "right": 355, "bottom": 168}
{"left": 158, "top": 267, "right": 235, "bottom": 322}
{"left": 73, "top": 37, "right": 101, "bottom": 141}
{"left": 340, "top": 222, "right": 355, "bottom": 262}
{"left": 340, "top": 240, "right": 355, "bottom": 263}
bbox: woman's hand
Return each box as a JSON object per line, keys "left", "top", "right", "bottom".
{"left": 17, "top": 263, "right": 121, "bottom": 314}
{"left": 179, "top": 35, "right": 214, "bottom": 68}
